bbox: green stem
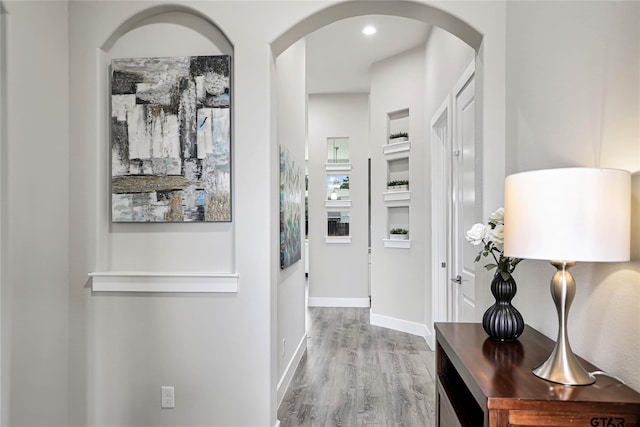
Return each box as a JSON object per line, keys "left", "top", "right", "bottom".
{"left": 484, "top": 239, "right": 500, "bottom": 266}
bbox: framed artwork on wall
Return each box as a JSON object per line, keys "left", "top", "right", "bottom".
{"left": 110, "top": 55, "right": 231, "bottom": 222}
{"left": 280, "top": 145, "right": 302, "bottom": 269}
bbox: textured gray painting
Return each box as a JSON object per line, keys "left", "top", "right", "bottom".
{"left": 111, "top": 55, "right": 231, "bottom": 222}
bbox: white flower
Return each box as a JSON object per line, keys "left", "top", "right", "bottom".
{"left": 465, "top": 223, "right": 488, "bottom": 245}
{"left": 466, "top": 207, "right": 522, "bottom": 278}
{"left": 490, "top": 223, "right": 505, "bottom": 245}
{"left": 489, "top": 208, "right": 504, "bottom": 225}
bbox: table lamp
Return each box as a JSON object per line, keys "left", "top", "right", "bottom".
{"left": 504, "top": 167, "right": 630, "bottom": 385}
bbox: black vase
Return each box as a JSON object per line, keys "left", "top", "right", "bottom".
{"left": 482, "top": 273, "right": 525, "bottom": 341}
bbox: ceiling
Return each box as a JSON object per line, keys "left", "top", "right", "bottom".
{"left": 305, "top": 15, "right": 432, "bottom": 94}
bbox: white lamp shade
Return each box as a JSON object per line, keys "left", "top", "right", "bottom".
{"left": 504, "top": 168, "right": 630, "bottom": 262}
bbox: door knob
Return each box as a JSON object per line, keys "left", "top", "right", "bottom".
{"left": 451, "top": 275, "right": 462, "bottom": 284}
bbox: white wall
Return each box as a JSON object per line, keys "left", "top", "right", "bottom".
{"left": 71, "top": 9, "right": 250, "bottom": 427}
{"left": 0, "top": 3, "right": 510, "bottom": 423}
{"left": 369, "top": 47, "right": 427, "bottom": 332}
{"left": 1, "top": 2, "right": 69, "bottom": 426}
{"left": 66, "top": 2, "right": 330, "bottom": 426}
{"left": 107, "top": 19, "right": 235, "bottom": 272}
{"left": 9, "top": 1, "right": 640, "bottom": 426}
{"left": 424, "top": 28, "right": 475, "bottom": 121}
{"left": 275, "top": 38, "right": 307, "bottom": 405}
{"left": 0, "top": 1, "right": 509, "bottom": 426}
{"left": 505, "top": 0, "right": 640, "bottom": 391}
{"left": 307, "top": 93, "right": 370, "bottom": 305}
{"left": 429, "top": 0, "right": 508, "bottom": 218}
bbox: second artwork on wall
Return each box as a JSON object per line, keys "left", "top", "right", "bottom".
{"left": 280, "top": 145, "right": 303, "bottom": 269}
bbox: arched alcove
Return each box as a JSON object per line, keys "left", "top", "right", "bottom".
{"left": 91, "top": 5, "right": 237, "bottom": 284}
{"left": 101, "top": 5, "right": 232, "bottom": 54}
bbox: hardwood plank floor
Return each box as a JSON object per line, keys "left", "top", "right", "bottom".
{"left": 278, "top": 307, "right": 436, "bottom": 426}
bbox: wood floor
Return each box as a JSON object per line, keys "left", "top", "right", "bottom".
{"left": 278, "top": 307, "right": 437, "bottom": 426}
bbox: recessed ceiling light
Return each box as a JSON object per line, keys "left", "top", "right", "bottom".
{"left": 362, "top": 25, "right": 377, "bottom": 36}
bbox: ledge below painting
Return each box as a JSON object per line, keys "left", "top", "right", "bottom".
{"left": 89, "top": 271, "right": 239, "bottom": 293}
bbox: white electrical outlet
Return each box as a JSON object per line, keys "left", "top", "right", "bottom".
{"left": 161, "top": 386, "right": 175, "bottom": 409}
{"left": 281, "top": 339, "right": 286, "bottom": 358}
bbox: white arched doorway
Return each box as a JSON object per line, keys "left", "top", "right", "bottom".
{"left": 271, "top": 0, "right": 482, "bottom": 56}
{"left": 271, "top": 0, "right": 485, "bottom": 413}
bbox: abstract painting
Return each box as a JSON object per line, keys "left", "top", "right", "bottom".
{"left": 111, "top": 55, "right": 231, "bottom": 222}
{"left": 280, "top": 145, "right": 301, "bottom": 269}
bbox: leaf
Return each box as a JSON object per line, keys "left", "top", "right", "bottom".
{"left": 474, "top": 253, "right": 481, "bottom": 263}
{"left": 484, "top": 263, "right": 497, "bottom": 271}
{"left": 500, "top": 271, "right": 511, "bottom": 281}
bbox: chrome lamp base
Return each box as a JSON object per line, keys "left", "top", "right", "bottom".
{"left": 532, "top": 260, "right": 595, "bottom": 386}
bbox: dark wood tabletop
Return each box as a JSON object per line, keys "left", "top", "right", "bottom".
{"left": 435, "top": 322, "right": 640, "bottom": 419}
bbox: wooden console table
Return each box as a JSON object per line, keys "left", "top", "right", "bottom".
{"left": 435, "top": 323, "right": 640, "bottom": 426}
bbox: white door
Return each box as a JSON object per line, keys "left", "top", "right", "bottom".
{"left": 450, "top": 63, "right": 477, "bottom": 322}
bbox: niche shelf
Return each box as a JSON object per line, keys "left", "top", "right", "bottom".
{"left": 325, "top": 199, "right": 352, "bottom": 208}
{"left": 385, "top": 206, "right": 410, "bottom": 249}
{"left": 383, "top": 140, "right": 410, "bottom": 155}
{"left": 383, "top": 238, "right": 411, "bottom": 249}
{"left": 326, "top": 210, "right": 351, "bottom": 244}
{"left": 387, "top": 157, "right": 409, "bottom": 182}
{"left": 383, "top": 190, "right": 411, "bottom": 203}
{"left": 385, "top": 156, "right": 410, "bottom": 204}
{"left": 325, "top": 174, "right": 351, "bottom": 208}
{"left": 325, "top": 163, "right": 352, "bottom": 172}
{"left": 326, "top": 137, "right": 351, "bottom": 171}
{"left": 386, "top": 108, "right": 410, "bottom": 146}
{"left": 382, "top": 109, "right": 411, "bottom": 249}
{"left": 325, "top": 236, "right": 352, "bottom": 244}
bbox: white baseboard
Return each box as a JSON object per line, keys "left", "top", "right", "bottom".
{"left": 370, "top": 311, "right": 432, "bottom": 345}
{"left": 307, "top": 297, "right": 370, "bottom": 307}
{"left": 426, "top": 326, "right": 436, "bottom": 351}
{"left": 277, "top": 333, "right": 307, "bottom": 407}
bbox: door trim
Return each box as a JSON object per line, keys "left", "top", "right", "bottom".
{"left": 430, "top": 95, "right": 451, "bottom": 339}
{"left": 450, "top": 59, "right": 477, "bottom": 322}
{"left": 430, "top": 59, "right": 476, "bottom": 341}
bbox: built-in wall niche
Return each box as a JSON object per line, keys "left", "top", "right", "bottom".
{"left": 387, "top": 157, "right": 409, "bottom": 184}
{"left": 384, "top": 206, "right": 410, "bottom": 249}
{"left": 384, "top": 108, "right": 410, "bottom": 154}
{"left": 326, "top": 210, "right": 351, "bottom": 244}
{"left": 385, "top": 157, "right": 410, "bottom": 204}
{"left": 325, "top": 174, "right": 351, "bottom": 207}
{"left": 325, "top": 137, "right": 352, "bottom": 171}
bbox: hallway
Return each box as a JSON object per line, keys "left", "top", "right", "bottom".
{"left": 278, "top": 308, "right": 436, "bottom": 426}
